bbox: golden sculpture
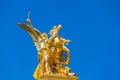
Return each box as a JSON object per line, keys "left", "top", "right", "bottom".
{"left": 17, "top": 12, "right": 78, "bottom": 80}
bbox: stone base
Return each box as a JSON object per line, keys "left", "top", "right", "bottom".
{"left": 40, "top": 74, "right": 79, "bottom": 80}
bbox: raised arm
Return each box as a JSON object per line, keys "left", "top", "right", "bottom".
{"left": 49, "top": 24, "right": 62, "bottom": 41}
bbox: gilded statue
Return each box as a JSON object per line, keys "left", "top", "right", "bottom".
{"left": 17, "top": 12, "right": 78, "bottom": 80}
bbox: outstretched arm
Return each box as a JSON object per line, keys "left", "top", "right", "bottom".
{"left": 49, "top": 24, "right": 62, "bottom": 41}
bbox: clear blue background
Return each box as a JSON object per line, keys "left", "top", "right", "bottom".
{"left": 0, "top": 0, "right": 120, "bottom": 80}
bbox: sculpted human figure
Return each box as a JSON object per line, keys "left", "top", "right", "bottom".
{"left": 48, "top": 25, "right": 70, "bottom": 73}
{"left": 17, "top": 15, "right": 52, "bottom": 79}
{"left": 17, "top": 13, "right": 79, "bottom": 80}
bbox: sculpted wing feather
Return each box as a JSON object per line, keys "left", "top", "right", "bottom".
{"left": 17, "top": 23, "right": 42, "bottom": 51}
{"left": 17, "top": 23, "right": 42, "bottom": 40}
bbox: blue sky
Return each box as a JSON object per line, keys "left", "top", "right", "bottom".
{"left": 0, "top": 0, "right": 120, "bottom": 80}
